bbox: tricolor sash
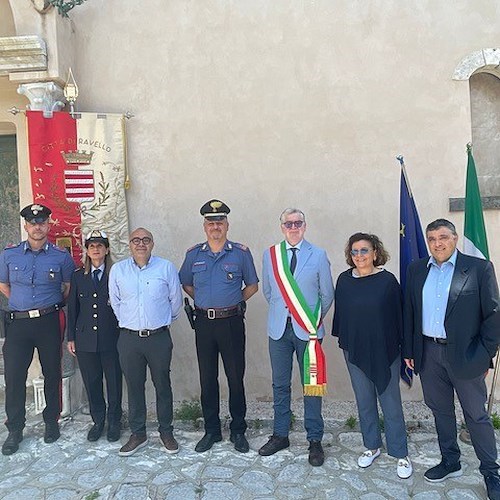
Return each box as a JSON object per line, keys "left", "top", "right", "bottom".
{"left": 269, "top": 241, "right": 327, "bottom": 396}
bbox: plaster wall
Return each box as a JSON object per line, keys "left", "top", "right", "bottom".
{"left": 1, "top": 1, "right": 500, "bottom": 403}
{"left": 69, "top": 1, "right": 500, "bottom": 402}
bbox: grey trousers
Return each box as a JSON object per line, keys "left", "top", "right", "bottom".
{"left": 117, "top": 328, "right": 173, "bottom": 435}
{"left": 420, "top": 340, "right": 499, "bottom": 476}
{"left": 344, "top": 351, "right": 408, "bottom": 458}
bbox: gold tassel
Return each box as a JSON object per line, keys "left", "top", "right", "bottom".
{"left": 304, "top": 384, "right": 327, "bottom": 397}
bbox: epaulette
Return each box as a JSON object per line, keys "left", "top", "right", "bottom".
{"left": 3, "top": 242, "right": 20, "bottom": 250}
{"left": 233, "top": 242, "right": 249, "bottom": 251}
{"left": 51, "top": 243, "right": 68, "bottom": 253}
{"left": 186, "top": 242, "right": 204, "bottom": 253}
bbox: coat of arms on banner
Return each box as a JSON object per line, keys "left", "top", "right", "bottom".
{"left": 62, "top": 150, "right": 95, "bottom": 203}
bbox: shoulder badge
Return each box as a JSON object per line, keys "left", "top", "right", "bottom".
{"left": 233, "top": 242, "right": 248, "bottom": 251}
{"left": 51, "top": 243, "right": 68, "bottom": 253}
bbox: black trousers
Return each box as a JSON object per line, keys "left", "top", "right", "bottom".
{"left": 194, "top": 314, "right": 247, "bottom": 435}
{"left": 77, "top": 350, "right": 122, "bottom": 426}
{"left": 3, "top": 311, "right": 62, "bottom": 431}
{"left": 420, "top": 340, "right": 499, "bottom": 476}
{"left": 117, "top": 328, "right": 173, "bottom": 435}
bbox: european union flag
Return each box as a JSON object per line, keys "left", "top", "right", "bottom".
{"left": 398, "top": 156, "right": 428, "bottom": 387}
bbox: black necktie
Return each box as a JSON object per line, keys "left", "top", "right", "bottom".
{"left": 290, "top": 248, "right": 298, "bottom": 275}
{"left": 92, "top": 269, "right": 101, "bottom": 286}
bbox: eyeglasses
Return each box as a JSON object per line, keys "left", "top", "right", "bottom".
{"left": 282, "top": 220, "right": 304, "bottom": 229}
{"left": 130, "top": 237, "right": 152, "bottom": 245}
{"left": 350, "top": 248, "right": 371, "bottom": 256}
{"left": 427, "top": 235, "right": 454, "bottom": 244}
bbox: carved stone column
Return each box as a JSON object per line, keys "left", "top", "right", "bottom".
{"left": 17, "top": 81, "right": 65, "bottom": 113}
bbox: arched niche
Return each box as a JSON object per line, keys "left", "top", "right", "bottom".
{"left": 453, "top": 49, "right": 500, "bottom": 200}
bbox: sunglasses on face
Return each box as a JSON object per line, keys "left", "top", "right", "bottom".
{"left": 282, "top": 220, "right": 304, "bottom": 229}
{"left": 350, "top": 247, "right": 371, "bottom": 256}
{"left": 130, "top": 237, "right": 152, "bottom": 245}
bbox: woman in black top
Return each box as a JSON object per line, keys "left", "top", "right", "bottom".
{"left": 332, "top": 232, "right": 412, "bottom": 479}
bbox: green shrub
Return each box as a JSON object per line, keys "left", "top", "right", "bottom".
{"left": 345, "top": 416, "right": 357, "bottom": 429}
{"left": 174, "top": 400, "right": 203, "bottom": 423}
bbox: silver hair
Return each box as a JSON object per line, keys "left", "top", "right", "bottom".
{"left": 279, "top": 208, "right": 306, "bottom": 224}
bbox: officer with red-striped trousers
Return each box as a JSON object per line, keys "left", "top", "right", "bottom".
{"left": 0, "top": 204, "right": 76, "bottom": 455}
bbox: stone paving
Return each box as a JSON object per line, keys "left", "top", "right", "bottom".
{"left": 0, "top": 408, "right": 497, "bottom": 500}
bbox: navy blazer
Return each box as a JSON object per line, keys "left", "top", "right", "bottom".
{"left": 403, "top": 251, "right": 500, "bottom": 379}
{"left": 67, "top": 267, "right": 119, "bottom": 352}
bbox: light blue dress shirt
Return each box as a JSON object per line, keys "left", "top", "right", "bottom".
{"left": 422, "top": 249, "right": 458, "bottom": 339}
{"left": 109, "top": 255, "right": 182, "bottom": 330}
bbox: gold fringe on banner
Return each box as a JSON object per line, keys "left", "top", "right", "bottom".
{"left": 122, "top": 115, "right": 130, "bottom": 189}
{"left": 304, "top": 385, "right": 327, "bottom": 397}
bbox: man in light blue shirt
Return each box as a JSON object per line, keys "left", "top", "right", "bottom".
{"left": 404, "top": 219, "right": 500, "bottom": 499}
{"left": 422, "top": 248, "right": 457, "bottom": 339}
{"left": 109, "top": 227, "right": 182, "bottom": 457}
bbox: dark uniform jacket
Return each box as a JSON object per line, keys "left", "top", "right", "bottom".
{"left": 403, "top": 251, "right": 500, "bottom": 380}
{"left": 67, "top": 267, "right": 119, "bottom": 352}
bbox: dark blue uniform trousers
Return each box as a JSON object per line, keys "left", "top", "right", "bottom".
{"left": 77, "top": 350, "right": 122, "bottom": 427}
{"left": 420, "top": 340, "right": 499, "bottom": 476}
{"left": 117, "top": 328, "right": 173, "bottom": 435}
{"left": 3, "top": 311, "right": 62, "bottom": 431}
{"left": 194, "top": 315, "right": 247, "bottom": 435}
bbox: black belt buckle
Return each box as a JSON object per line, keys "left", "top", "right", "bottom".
{"left": 138, "top": 329, "right": 151, "bottom": 338}
{"left": 207, "top": 309, "right": 216, "bottom": 320}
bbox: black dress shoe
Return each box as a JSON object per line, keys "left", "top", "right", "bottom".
{"left": 2, "top": 430, "right": 23, "bottom": 456}
{"left": 230, "top": 433, "right": 249, "bottom": 453}
{"left": 258, "top": 435, "right": 290, "bottom": 456}
{"left": 107, "top": 423, "right": 121, "bottom": 442}
{"left": 44, "top": 422, "right": 60, "bottom": 444}
{"left": 308, "top": 440, "right": 324, "bottom": 466}
{"left": 485, "top": 474, "right": 500, "bottom": 500}
{"left": 87, "top": 422, "right": 104, "bottom": 442}
{"left": 195, "top": 433, "right": 222, "bottom": 453}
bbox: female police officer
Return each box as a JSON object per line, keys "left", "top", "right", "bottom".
{"left": 67, "top": 230, "right": 122, "bottom": 442}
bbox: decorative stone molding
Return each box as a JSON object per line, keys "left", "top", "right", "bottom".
{"left": 31, "top": 0, "right": 53, "bottom": 14}
{"left": 0, "top": 36, "right": 47, "bottom": 76}
{"left": 453, "top": 48, "right": 500, "bottom": 81}
{"left": 17, "top": 81, "right": 65, "bottom": 112}
{"left": 449, "top": 196, "right": 500, "bottom": 212}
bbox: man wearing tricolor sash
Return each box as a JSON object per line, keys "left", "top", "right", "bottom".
{"left": 258, "top": 208, "right": 334, "bottom": 466}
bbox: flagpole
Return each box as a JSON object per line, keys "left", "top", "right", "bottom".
{"left": 488, "top": 351, "right": 500, "bottom": 415}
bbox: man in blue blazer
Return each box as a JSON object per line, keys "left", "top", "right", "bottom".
{"left": 259, "top": 208, "right": 334, "bottom": 466}
{"left": 403, "top": 219, "right": 500, "bottom": 499}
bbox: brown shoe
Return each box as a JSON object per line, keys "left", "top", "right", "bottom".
{"left": 118, "top": 434, "right": 148, "bottom": 457}
{"left": 160, "top": 432, "right": 179, "bottom": 454}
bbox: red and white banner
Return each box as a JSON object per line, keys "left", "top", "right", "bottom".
{"left": 27, "top": 111, "right": 130, "bottom": 265}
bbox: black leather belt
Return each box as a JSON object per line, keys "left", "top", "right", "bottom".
{"left": 424, "top": 335, "right": 447, "bottom": 345}
{"left": 195, "top": 306, "right": 240, "bottom": 320}
{"left": 122, "top": 326, "right": 169, "bottom": 338}
{"left": 9, "top": 304, "right": 61, "bottom": 320}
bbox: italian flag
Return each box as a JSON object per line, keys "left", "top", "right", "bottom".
{"left": 463, "top": 144, "right": 489, "bottom": 260}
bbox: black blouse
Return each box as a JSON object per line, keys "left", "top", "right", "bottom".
{"left": 332, "top": 269, "right": 403, "bottom": 393}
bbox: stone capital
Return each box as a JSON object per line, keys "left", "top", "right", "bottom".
{"left": 17, "top": 81, "right": 65, "bottom": 112}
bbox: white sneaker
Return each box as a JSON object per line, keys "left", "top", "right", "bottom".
{"left": 358, "top": 448, "right": 381, "bottom": 468}
{"left": 397, "top": 456, "right": 413, "bottom": 479}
